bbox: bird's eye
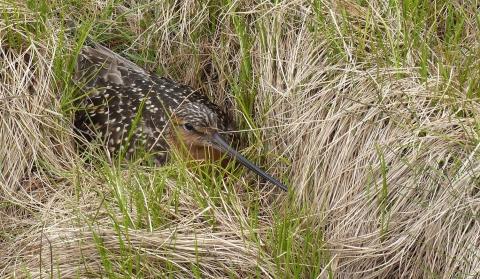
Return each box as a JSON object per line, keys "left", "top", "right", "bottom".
{"left": 184, "top": 123, "right": 195, "bottom": 131}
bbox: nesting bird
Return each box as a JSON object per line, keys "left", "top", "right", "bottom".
{"left": 74, "top": 40, "right": 287, "bottom": 191}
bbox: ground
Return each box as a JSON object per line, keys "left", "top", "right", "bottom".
{"left": 1, "top": 0, "right": 479, "bottom": 278}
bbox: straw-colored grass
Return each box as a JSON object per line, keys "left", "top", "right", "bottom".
{"left": 1, "top": 0, "right": 480, "bottom": 278}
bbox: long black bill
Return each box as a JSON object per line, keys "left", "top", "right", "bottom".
{"left": 213, "top": 133, "right": 288, "bottom": 192}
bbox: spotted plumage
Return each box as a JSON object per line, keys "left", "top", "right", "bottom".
{"left": 73, "top": 41, "right": 287, "bottom": 191}
{"left": 74, "top": 42, "right": 235, "bottom": 165}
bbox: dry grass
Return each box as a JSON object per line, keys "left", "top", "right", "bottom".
{"left": 1, "top": 0, "right": 480, "bottom": 278}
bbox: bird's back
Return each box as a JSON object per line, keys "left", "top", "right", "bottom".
{"left": 74, "top": 42, "right": 233, "bottom": 165}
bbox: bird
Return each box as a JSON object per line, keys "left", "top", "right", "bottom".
{"left": 73, "top": 39, "right": 288, "bottom": 192}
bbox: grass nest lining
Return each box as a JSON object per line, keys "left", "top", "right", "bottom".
{"left": 1, "top": 0, "right": 480, "bottom": 278}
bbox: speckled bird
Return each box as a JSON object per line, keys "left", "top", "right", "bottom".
{"left": 73, "top": 40, "right": 287, "bottom": 191}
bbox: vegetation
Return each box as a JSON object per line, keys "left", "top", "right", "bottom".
{"left": 1, "top": 0, "right": 479, "bottom": 278}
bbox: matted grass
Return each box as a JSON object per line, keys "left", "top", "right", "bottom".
{"left": 1, "top": 0, "right": 480, "bottom": 278}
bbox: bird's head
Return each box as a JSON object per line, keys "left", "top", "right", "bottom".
{"left": 166, "top": 101, "right": 288, "bottom": 191}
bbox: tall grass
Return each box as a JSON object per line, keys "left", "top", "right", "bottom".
{"left": 1, "top": 0, "right": 480, "bottom": 278}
